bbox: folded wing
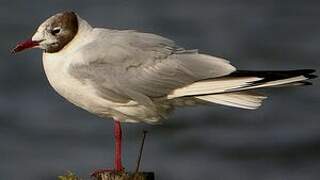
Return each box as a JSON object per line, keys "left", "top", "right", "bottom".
{"left": 68, "top": 30, "right": 236, "bottom": 109}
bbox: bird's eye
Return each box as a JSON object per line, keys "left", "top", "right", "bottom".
{"left": 51, "top": 28, "right": 61, "bottom": 36}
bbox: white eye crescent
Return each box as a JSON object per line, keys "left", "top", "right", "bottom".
{"left": 51, "top": 27, "right": 61, "bottom": 35}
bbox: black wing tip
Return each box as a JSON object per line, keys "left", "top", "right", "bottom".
{"left": 304, "top": 74, "right": 317, "bottom": 79}
{"left": 299, "top": 69, "right": 317, "bottom": 80}
{"left": 299, "top": 69, "right": 317, "bottom": 86}
{"left": 301, "top": 69, "right": 316, "bottom": 73}
{"left": 231, "top": 69, "right": 317, "bottom": 79}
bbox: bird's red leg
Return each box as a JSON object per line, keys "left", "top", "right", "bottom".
{"left": 114, "top": 120, "right": 124, "bottom": 171}
{"left": 90, "top": 119, "right": 124, "bottom": 177}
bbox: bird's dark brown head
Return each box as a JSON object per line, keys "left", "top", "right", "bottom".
{"left": 12, "top": 11, "right": 79, "bottom": 54}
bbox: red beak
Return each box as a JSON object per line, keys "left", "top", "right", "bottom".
{"left": 11, "top": 39, "right": 40, "bottom": 54}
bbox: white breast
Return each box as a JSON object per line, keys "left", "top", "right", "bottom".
{"left": 42, "top": 53, "right": 113, "bottom": 115}
{"left": 42, "top": 53, "right": 162, "bottom": 123}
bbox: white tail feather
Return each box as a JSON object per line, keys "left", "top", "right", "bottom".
{"left": 168, "top": 77, "right": 262, "bottom": 99}
{"left": 168, "top": 75, "right": 308, "bottom": 99}
{"left": 196, "top": 92, "right": 267, "bottom": 109}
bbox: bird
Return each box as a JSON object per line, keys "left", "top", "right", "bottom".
{"left": 11, "top": 11, "right": 316, "bottom": 175}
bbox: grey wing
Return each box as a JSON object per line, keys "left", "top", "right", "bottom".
{"left": 69, "top": 30, "right": 236, "bottom": 108}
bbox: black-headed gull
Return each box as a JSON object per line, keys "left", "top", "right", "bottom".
{"left": 12, "top": 11, "right": 316, "bottom": 174}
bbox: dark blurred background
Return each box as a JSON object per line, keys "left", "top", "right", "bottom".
{"left": 0, "top": 0, "right": 319, "bottom": 179}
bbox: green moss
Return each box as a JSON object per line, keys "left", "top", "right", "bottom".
{"left": 58, "top": 171, "right": 80, "bottom": 180}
